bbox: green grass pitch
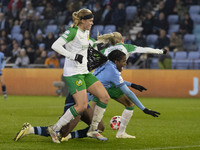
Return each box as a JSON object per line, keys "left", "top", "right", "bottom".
{"left": 0, "top": 96, "right": 200, "bottom": 150}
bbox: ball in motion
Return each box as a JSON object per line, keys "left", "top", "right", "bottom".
{"left": 110, "top": 116, "right": 121, "bottom": 130}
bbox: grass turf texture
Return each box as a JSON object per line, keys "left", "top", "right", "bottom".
{"left": 0, "top": 96, "right": 200, "bottom": 150}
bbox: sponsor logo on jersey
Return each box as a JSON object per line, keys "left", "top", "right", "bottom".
{"left": 87, "top": 34, "right": 89, "bottom": 40}
{"left": 76, "top": 79, "right": 83, "bottom": 86}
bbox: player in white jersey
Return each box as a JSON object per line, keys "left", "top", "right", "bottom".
{"left": 48, "top": 8, "right": 110, "bottom": 143}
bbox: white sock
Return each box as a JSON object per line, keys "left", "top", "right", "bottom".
{"left": 89, "top": 105, "right": 105, "bottom": 131}
{"left": 53, "top": 109, "right": 74, "bottom": 131}
{"left": 117, "top": 109, "right": 133, "bottom": 135}
{"left": 28, "top": 127, "right": 34, "bottom": 134}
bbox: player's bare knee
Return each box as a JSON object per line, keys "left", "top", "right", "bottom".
{"left": 81, "top": 103, "right": 88, "bottom": 112}
{"left": 127, "top": 102, "right": 135, "bottom": 108}
{"left": 101, "top": 94, "right": 110, "bottom": 104}
{"left": 75, "top": 102, "right": 87, "bottom": 113}
{"left": 83, "top": 104, "right": 88, "bottom": 112}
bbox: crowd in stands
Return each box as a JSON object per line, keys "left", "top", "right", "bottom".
{"left": 140, "top": 0, "right": 200, "bottom": 69}
{"left": 0, "top": 0, "right": 199, "bottom": 69}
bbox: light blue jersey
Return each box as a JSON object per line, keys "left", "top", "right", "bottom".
{"left": 93, "top": 61, "right": 125, "bottom": 89}
{"left": 93, "top": 60, "right": 145, "bottom": 110}
{"left": 0, "top": 52, "right": 5, "bottom": 75}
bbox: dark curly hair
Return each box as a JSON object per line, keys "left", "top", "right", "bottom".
{"left": 108, "top": 50, "right": 126, "bottom": 62}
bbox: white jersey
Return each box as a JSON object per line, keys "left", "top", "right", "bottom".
{"left": 52, "top": 26, "right": 90, "bottom": 76}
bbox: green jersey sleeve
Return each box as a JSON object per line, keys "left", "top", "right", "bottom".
{"left": 122, "top": 43, "right": 137, "bottom": 53}
{"left": 100, "top": 48, "right": 106, "bottom": 54}
{"left": 61, "top": 27, "right": 78, "bottom": 42}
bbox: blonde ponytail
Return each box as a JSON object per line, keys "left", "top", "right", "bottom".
{"left": 96, "top": 32, "right": 122, "bottom": 45}
{"left": 72, "top": 12, "right": 80, "bottom": 27}
{"left": 71, "top": 9, "right": 93, "bottom": 27}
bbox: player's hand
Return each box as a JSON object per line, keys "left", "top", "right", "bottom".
{"left": 143, "top": 108, "right": 160, "bottom": 117}
{"left": 131, "top": 83, "right": 147, "bottom": 92}
{"left": 75, "top": 54, "right": 83, "bottom": 64}
{"left": 162, "top": 49, "right": 168, "bottom": 54}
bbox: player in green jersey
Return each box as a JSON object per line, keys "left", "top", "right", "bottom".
{"left": 48, "top": 8, "right": 110, "bottom": 143}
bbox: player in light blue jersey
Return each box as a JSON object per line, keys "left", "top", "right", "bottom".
{"left": 0, "top": 51, "right": 7, "bottom": 99}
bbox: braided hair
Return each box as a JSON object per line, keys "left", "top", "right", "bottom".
{"left": 108, "top": 50, "right": 126, "bottom": 62}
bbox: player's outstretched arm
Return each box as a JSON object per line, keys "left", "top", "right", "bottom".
{"left": 120, "top": 84, "right": 160, "bottom": 117}
{"left": 132, "top": 46, "right": 168, "bottom": 55}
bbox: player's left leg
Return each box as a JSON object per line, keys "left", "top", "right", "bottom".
{"left": 114, "top": 94, "right": 136, "bottom": 138}
{"left": 85, "top": 74, "right": 109, "bottom": 141}
{"left": 106, "top": 86, "right": 136, "bottom": 138}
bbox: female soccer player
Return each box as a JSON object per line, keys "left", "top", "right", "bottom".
{"left": 97, "top": 31, "right": 166, "bottom": 57}
{"left": 48, "top": 8, "right": 110, "bottom": 143}
{"left": 0, "top": 50, "right": 7, "bottom": 99}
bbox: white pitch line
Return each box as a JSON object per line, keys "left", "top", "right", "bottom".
{"left": 134, "top": 145, "right": 200, "bottom": 150}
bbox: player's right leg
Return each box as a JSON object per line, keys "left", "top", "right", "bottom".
{"left": 86, "top": 79, "right": 109, "bottom": 141}
{"left": 48, "top": 75, "right": 88, "bottom": 143}
{"left": 2, "top": 85, "right": 7, "bottom": 99}
{"left": 61, "top": 104, "right": 105, "bottom": 142}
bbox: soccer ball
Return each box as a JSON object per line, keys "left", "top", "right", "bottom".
{"left": 110, "top": 116, "right": 121, "bottom": 130}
